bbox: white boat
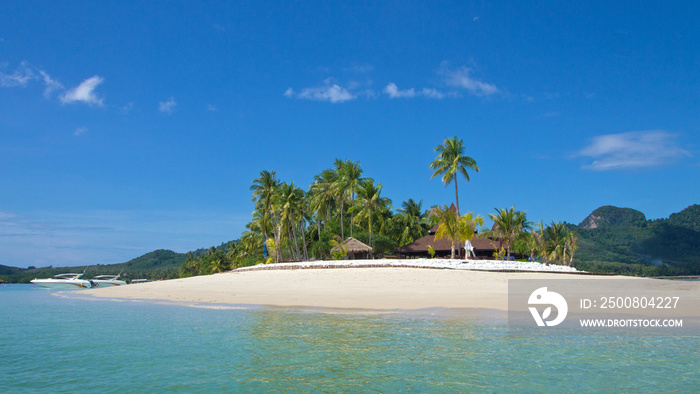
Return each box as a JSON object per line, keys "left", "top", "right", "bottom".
{"left": 30, "top": 273, "right": 94, "bottom": 289}
{"left": 90, "top": 274, "right": 127, "bottom": 287}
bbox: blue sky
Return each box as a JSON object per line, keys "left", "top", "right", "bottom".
{"left": 1, "top": 1, "right": 698, "bottom": 268}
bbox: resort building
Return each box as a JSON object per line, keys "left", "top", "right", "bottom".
{"left": 395, "top": 204, "right": 500, "bottom": 259}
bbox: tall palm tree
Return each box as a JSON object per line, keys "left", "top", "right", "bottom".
{"left": 277, "top": 182, "right": 303, "bottom": 261}
{"left": 250, "top": 170, "right": 280, "bottom": 244}
{"left": 432, "top": 205, "right": 484, "bottom": 259}
{"left": 334, "top": 159, "right": 366, "bottom": 238}
{"left": 566, "top": 231, "right": 579, "bottom": 267}
{"left": 350, "top": 179, "right": 391, "bottom": 248}
{"left": 488, "top": 206, "right": 530, "bottom": 260}
{"left": 429, "top": 136, "right": 479, "bottom": 216}
{"left": 308, "top": 169, "right": 337, "bottom": 239}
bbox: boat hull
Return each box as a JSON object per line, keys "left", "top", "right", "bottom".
{"left": 30, "top": 279, "right": 93, "bottom": 289}
{"left": 90, "top": 280, "right": 127, "bottom": 287}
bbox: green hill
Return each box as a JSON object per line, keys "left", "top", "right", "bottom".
{"left": 574, "top": 205, "right": 700, "bottom": 275}
{"left": 0, "top": 249, "right": 188, "bottom": 284}
{"left": 578, "top": 205, "right": 647, "bottom": 229}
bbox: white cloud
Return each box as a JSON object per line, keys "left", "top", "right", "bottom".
{"left": 39, "top": 70, "right": 63, "bottom": 98}
{"left": 287, "top": 80, "right": 356, "bottom": 103}
{"left": 207, "top": 103, "right": 218, "bottom": 111}
{"left": 60, "top": 76, "right": 104, "bottom": 106}
{"left": 384, "top": 83, "right": 416, "bottom": 98}
{"left": 578, "top": 131, "right": 691, "bottom": 171}
{"left": 384, "top": 83, "right": 451, "bottom": 99}
{"left": 442, "top": 66, "right": 499, "bottom": 96}
{"left": 0, "top": 61, "right": 35, "bottom": 87}
{"left": 0, "top": 61, "right": 66, "bottom": 100}
{"left": 421, "top": 88, "right": 447, "bottom": 99}
{"left": 159, "top": 97, "right": 177, "bottom": 113}
{"left": 73, "top": 127, "right": 87, "bottom": 136}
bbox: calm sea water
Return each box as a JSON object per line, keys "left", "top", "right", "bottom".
{"left": 1, "top": 284, "right": 698, "bottom": 392}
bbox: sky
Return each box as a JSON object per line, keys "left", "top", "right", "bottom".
{"left": 1, "top": 1, "right": 698, "bottom": 268}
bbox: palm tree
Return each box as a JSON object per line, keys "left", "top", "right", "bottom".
{"left": 488, "top": 206, "right": 530, "bottom": 260}
{"left": 350, "top": 179, "right": 391, "bottom": 248}
{"left": 250, "top": 170, "right": 280, "bottom": 244}
{"left": 566, "top": 231, "right": 579, "bottom": 266}
{"left": 524, "top": 228, "right": 542, "bottom": 262}
{"left": 308, "top": 169, "right": 337, "bottom": 239}
{"left": 544, "top": 221, "right": 569, "bottom": 264}
{"left": 334, "top": 159, "right": 366, "bottom": 238}
{"left": 431, "top": 205, "right": 484, "bottom": 258}
{"left": 277, "top": 182, "right": 300, "bottom": 260}
{"left": 429, "top": 136, "right": 479, "bottom": 216}
{"left": 393, "top": 199, "right": 429, "bottom": 246}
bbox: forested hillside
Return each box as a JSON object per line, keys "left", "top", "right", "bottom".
{"left": 574, "top": 205, "right": 700, "bottom": 275}
{"left": 0, "top": 250, "right": 187, "bottom": 283}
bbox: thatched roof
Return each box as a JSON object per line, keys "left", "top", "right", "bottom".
{"left": 331, "top": 237, "right": 373, "bottom": 253}
{"left": 395, "top": 234, "right": 498, "bottom": 254}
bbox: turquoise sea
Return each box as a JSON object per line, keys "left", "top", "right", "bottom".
{"left": 1, "top": 284, "right": 698, "bottom": 393}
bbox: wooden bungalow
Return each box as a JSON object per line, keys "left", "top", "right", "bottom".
{"left": 395, "top": 203, "right": 499, "bottom": 258}
{"left": 395, "top": 229, "right": 499, "bottom": 259}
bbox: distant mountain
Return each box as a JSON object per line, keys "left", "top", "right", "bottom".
{"left": 0, "top": 264, "right": 25, "bottom": 276}
{"left": 574, "top": 205, "right": 700, "bottom": 275}
{"left": 666, "top": 204, "right": 700, "bottom": 233}
{"left": 579, "top": 205, "right": 647, "bottom": 229}
{"left": 0, "top": 249, "right": 189, "bottom": 283}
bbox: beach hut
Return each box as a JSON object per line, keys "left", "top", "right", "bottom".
{"left": 332, "top": 237, "right": 374, "bottom": 260}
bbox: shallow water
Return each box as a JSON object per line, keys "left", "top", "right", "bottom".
{"left": 1, "top": 284, "right": 698, "bottom": 392}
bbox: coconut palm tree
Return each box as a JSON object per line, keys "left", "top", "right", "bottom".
{"left": 544, "top": 221, "right": 569, "bottom": 264}
{"left": 429, "top": 136, "right": 479, "bottom": 216}
{"left": 250, "top": 170, "right": 280, "bottom": 243}
{"left": 350, "top": 179, "right": 391, "bottom": 248}
{"left": 566, "top": 231, "right": 579, "bottom": 266}
{"left": 392, "top": 199, "right": 429, "bottom": 246}
{"left": 308, "top": 169, "right": 337, "bottom": 239}
{"left": 488, "top": 206, "right": 530, "bottom": 260}
{"left": 334, "top": 159, "right": 366, "bottom": 238}
{"left": 277, "top": 182, "right": 302, "bottom": 260}
{"left": 431, "top": 205, "right": 484, "bottom": 258}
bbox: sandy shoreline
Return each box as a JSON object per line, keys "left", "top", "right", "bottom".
{"left": 77, "top": 257, "right": 700, "bottom": 312}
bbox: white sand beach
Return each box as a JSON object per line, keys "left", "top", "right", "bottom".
{"left": 82, "top": 259, "right": 700, "bottom": 312}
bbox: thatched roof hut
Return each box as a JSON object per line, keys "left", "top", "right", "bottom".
{"left": 332, "top": 237, "right": 373, "bottom": 259}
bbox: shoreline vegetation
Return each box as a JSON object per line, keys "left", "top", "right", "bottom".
{"left": 181, "top": 136, "right": 585, "bottom": 278}
{"left": 2, "top": 137, "right": 698, "bottom": 284}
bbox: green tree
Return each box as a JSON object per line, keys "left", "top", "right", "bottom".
{"left": 250, "top": 170, "right": 280, "bottom": 246}
{"left": 334, "top": 159, "right": 366, "bottom": 239}
{"left": 349, "top": 179, "right": 391, "bottom": 248}
{"left": 429, "top": 136, "right": 479, "bottom": 216}
{"left": 566, "top": 231, "right": 579, "bottom": 266}
{"left": 431, "top": 205, "right": 484, "bottom": 258}
{"left": 308, "top": 169, "right": 337, "bottom": 239}
{"left": 488, "top": 206, "right": 530, "bottom": 260}
{"left": 545, "top": 222, "right": 570, "bottom": 264}
{"left": 392, "top": 199, "right": 429, "bottom": 246}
